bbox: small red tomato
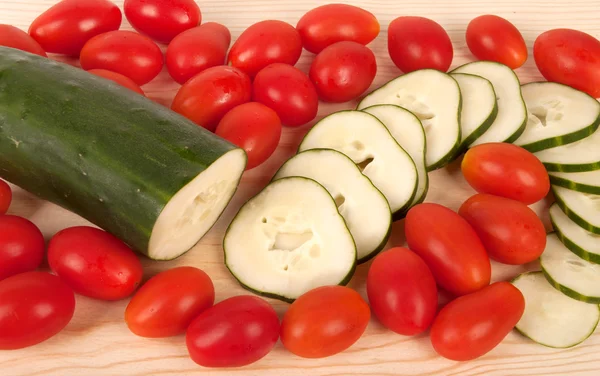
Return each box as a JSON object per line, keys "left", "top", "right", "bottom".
{"left": 0, "top": 25, "right": 47, "bottom": 57}
{"left": 88, "top": 69, "right": 145, "bottom": 96}
{"left": 166, "top": 22, "right": 231, "bottom": 84}
{"left": 0, "top": 272, "right": 75, "bottom": 350}
{"left": 215, "top": 102, "right": 282, "bottom": 170}
{"left": 48, "top": 226, "right": 143, "bottom": 301}
{"left": 253, "top": 63, "right": 319, "bottom": 127}
{"left": 309, "top": 41, "right": 377, "bottom": 103}
{"left": 0, "top": 216, "right": 45, "bottom": 281}
{"left": 29, "top": 0, "right": 121, "bottom": 56}
{"left": 281, "top": 286, "right": 370, "bottom": 358}
{"left": 296, "top": 4, "right": 380, "bottom": 54}
{"left": 124, "top": 0, "right": 201, "bottom": 44}
{"left": 388, "top": 16, "right": 453, "bottom": 73}
{"left": 228, "top": 20, "right": 302, "bottom": 78}
{"left": 0, "top": 180, "right": 12, "bottom": 214}
{"left": 462, "top": 143, "right": 550, "bottom": 205}
{"left": 171, "top": 65, "right": 252, "bottom": 131}
{"left": 186, "top": 295, "right": 280, "bottom": 368}
{"left": 80, "top": 30, "right": 164, "bottom": 86}
{"left": 430, "top": 282, "right": 525, "bottom": 361}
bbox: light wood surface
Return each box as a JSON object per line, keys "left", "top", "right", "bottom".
{"left": 1, "top": 1, "right": 599, "bottom": 375}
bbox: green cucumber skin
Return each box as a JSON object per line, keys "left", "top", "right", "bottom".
{"left": 460, "top": 91, "right": 498, "bottom": 150}
{"left": 543, "top": 162, "right": 600, "bottom": 173}
{"left": 551, "top": 216, "right": 600, "bottom": 264}
{"left": 0, "top": 47, "right": 242, "bottom": 258}
{"left": 553, "top": 187, "right": 600, "bottom": 235}
{"left": 549, "top": 175, "right": 600, "bottom": 195}
{"left": 541, "top": 266, "right": 600, "bottom": 304}
{"left": 426, "top": 87, "right": 463, "bottom": 172}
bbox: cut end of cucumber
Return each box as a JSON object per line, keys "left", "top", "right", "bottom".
{"left": 553, "top": 185, "right": 600, "bottom": 234}
{"left": 536, "top": 125, "right": 600, "bottom": 172}
{"left": 550, "top": 203, "right": 600, "bottom": 264}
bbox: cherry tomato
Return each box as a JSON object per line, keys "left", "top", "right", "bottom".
{"left": 462, "top": 143, "right": 550, "bottom": 205}
{"left": 29, "top": 0, "right": 121, "bottom": 56}
{"left": 80, "top": 31, "right": 164, "bottom": 86}
{"left": 172, "top": 66, "right": 252, "bottom": 132}
{"left": 0, "top": 272, "right": 75, "bottom": 350}
{"left": 186, "top": 295, "right": 279, "bottom": 367}
{"left": 253, "top": 63, "right": 319, "bottom": 127}
{"left": 166, "top": 22, "right": 231, "bottom": 84}
{"left": 388, "top": 16, "right": 453, "bottom": 73}
{"left": 296, "top": 4, "right": 380, "bottom": 54}
{"left": 534, "top": 29, "right": 600, "bottom": 98}
{"left": 88, "top": 69, "right": 145, "bottom": 96}
{"left": 0, "top": 179, "right": 12, "bottom": 214}
{"left": 124, "top": 0, "right": 201, "bottom": 44}
{"left": 0, "top": 216, "right": 45, "bottom": 281}
{"left": 405, "top": 203, "right": 491, "bottom": 296}
{"left": 309, "top": 41, "right": 377, "bottom": 103}
{"left": 430, "top": 282, "right": 525, "bottom": 361}
{"left": 281, "top": 286, "right": 370, "bottom": 358}
{"left": 48, "top": 226, "right": 143, "bottom": 301}
{"left": 228, "top": 20, "right": 302, "bottom": 78}
{"left": 0, "top": 25, "right": 47, "bottom": 57}
{"left": 215, "top": 102, "right": 282, "bottom": 170}
{"left": 466, "top": 15, "right": 527, "bottom": 69}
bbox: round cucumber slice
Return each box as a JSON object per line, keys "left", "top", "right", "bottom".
{"left": 550, "top": 203, "right": 600, "bottom": 264}
{"left": 550, "top": 170, "right": 600, "bottom": 195}
{"left": 553, "top": 185, "right": 600, "bottom": 234}
{"left": 536, "top": 126, "right": 600, "bottom": 172}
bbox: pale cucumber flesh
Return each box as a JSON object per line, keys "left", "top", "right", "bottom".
{"left": 553, "top": 185, "right": 600, "bottom": 234}
{"left": 550, "top": 203, "right": 600, "bottom": 264}
{"left": 536, "top": 126, "right": 600, "bottom": 172}
{"left": 550, "top": 170, "right": 600, "bottom": 195}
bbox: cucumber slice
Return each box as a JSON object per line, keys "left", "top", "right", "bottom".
{"left": 273, "top": 149, "right": 392, "bottom": 263}
{"left": 550, "top": 170, "right": 600, "bottom": 195}
{"left": 298, "top": 111, "right": 418, "bottom": 218}
{"left": 514, "top": 82, "right": 600, "bottom": 153}
{"left": 550, "top": 203, "right": 600, "bottom": 264}
{"left": 223, "top": 177, "right": 356, "bottom": 302}
{"left": 512, "top": 271, "right": 600, "bottom": 348}
{"left": 553, "top": 185, "right": 600, "bottom": 234}
{"left": 451, "top": 61, "right": 527, "bottom": 145}
{"left": 356, "top": 69, "right": 461, "bottom": 170}
{"left": 362, "top": 104, "right": 428, "bottom": 205}
{"left": 535, "top": 126, "right": 600, "bottom": 172}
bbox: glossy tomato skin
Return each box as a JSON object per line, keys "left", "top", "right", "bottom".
{"left": 430, "top": 282, "right": 525, "bottom": 361}
{"left": 462, "top": 143, "right": 550, "bottom": 205}
{"left": 466, "top": 15, "right": 527, "bottom": 69}
{"left": 186, "top": 295, "right": 279, "bottom": 367}
{"left": 172, "top": 65, "right": 252, "bottom": 131}
{"left": 0, "top": 179, "right": 12, "bottom": 214}
{"left": 309, "top": 41, "right": 377, "bottom": 103}
{"left": 215, "top": 102, "right": 282, "bottom": 170}
{"left": 48, "top": 226, "right": 143, "bottom": 301}
{"left": 80, "top": 31, "right": 164, "bottom": 86}
{"left": 534, "top": 29, "right": 600, "bottom": 98}
{"left": 228, "top": 20, "right": 302, "bottom": 78}
{"left": 253, "top": 63, "right": 319, "bottom": 127}
{"left": 367, "top": 247, "right": 438, "bottom": 336}
{"left": 405, "top": 203, "right": 491, "bottom": 296}
{"left": 88, "top": 69, "right": 145, "bottom": 95}
{"left": 0, "top": 25, "right": 47, "bottom": 57}
{"left": 0, "top": 216, "right": 45, "bottom": 281}
{"left": 281, "top": 286, "right": 370, "bottom": 358}
{"left": 29, "top": 0, "right": 121, "bottom": 56}
{"left": 0, "top": 272, "right": 75, "bottom": 350}
{"left": 388, "top": 16, "right": 453, "bottom": 73}
{"left": 125, "top": 266, "right": 214, "bottom": 338}
{"left": 296, "top": 4, "right": 380, "bottom": 54}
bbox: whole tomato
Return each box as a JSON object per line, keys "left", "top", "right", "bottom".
{"left": 0, "top": 25, "right": 47, "bottom": 57}
{"left": 309, "top": 41, "right": 377, "bottom": 103}
{"left": 0, "top": 216, "right": 45, "bottom": 281}
{"left": 88, "top": 69, "right": 145, "bottom": 95}
{"left": 29, "top": 0, "right": 121, "bottom": 56}
{"left": 466, "top": 15, "right": 527, "bottom": 69}
{"left": 0, "top": 179, "right": 12, "bottom": 214}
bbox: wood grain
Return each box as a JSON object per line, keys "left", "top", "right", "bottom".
{"left": 1, "top": 1, "right": 599, "bottom": 375}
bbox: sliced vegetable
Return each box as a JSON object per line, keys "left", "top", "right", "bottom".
{"left": 0, "top": 24, "right": 47, "bottom": 57}
{"left": 550, "top": 203, "right": 600, "bottom": 264}
{"left": 535, "top": 126, "right": 600, "bottom": 172}
{"left": 0, "top": 216, "right": 45, "bottom": 281}
{"left": 550, "top": 170, "right": 600, "bottom": 195}
{"left": 466, "top": 15, "right": 527, "bottom": 69}
{"left": 553, "top": 186, "right": 600, "bottom": 234}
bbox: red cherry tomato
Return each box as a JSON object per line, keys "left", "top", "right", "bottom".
{"left": 80, "top": 30, "right": 164, "bottom": 86}
{"left": 0, "top": 180, "right": 12, "bottom": 214}
{"left": 166, "top": 22, "right": 231, "bottom": 84}
{"left": 186, "top": 295, "right": 279, "bottom": 368}
{"left": 388, "top": 16, "right": 453, "bottom": 73}
{"left": 0, "top": 25, "right": 47, "bottom": 57}
{"left": 125, "top": 266, "right": 214, "bottom": 338}
{"left": 215, "top": 102, "right": 282, "bottom": 170}
{"left": 405, "top": 203, "right": 491, "bottom": 296}
{"left": 228, "top": 20, "right": 302, "bottom": 78}
{"left": 466, "top": 15, "right": 528, "bottom": 69}
{"left": 88, "top": 69, "right": 145, "bottom": 96}
{"left": 534, "top": 29, "right": 600, "bottom": 98}
{"left": 28, "top": 0, "right": 121, "bottom": 56}
{"left": 296, "top": 4, "right": 380, "bottom": 54}
{"left": 253, "top": 63, "right": 319, "bottom": 127}
{"left": 0, "top": 272, "right": 75, "bottom": 350}
{"left": 430, "top": 282, "right": 525, "bottom": 361}
{"left": 48, "top": 226, "right": 143, "bottom": 301}
{"left": 124, "top": 0, "right": 201, "bottom": 44}
{"left": 0, "top": 216, "right": 45, "bottom": 281}
{"left": 281, "top": 286, "right": 370, "bottom": 358}
{"left": 309, "top": 41, "right": 377, "bottom": 103}
{"left": 462, "top": 143, "right": 550, "bottom": 205}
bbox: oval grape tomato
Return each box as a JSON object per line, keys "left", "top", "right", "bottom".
{"left": 88, "top": 69, "right": 145, "bottom": 95}
{"left": 0, "top": 179, "right": 12, "bottom": 214}
{"left": 0, "top": 25, "right": 47, "bottom": 57}
{"left": 466, "top": 15, "right": 527, "bottom": 69}
{"left": 0, "top": 215, "right": 45, "bottom": 281}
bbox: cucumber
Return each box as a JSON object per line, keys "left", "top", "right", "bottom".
{"left": 512, "top": 271, "right": 600, "bottom": 348}
{"left": 0, "top": 47, "right": 246, "bottom": 260}
{"left": 223, "top": 177, "right": 356, "bottom": 302}
{"left": 514, "top": 82, "right": 600, "bottom": 153}
{"left": 451, "top": 61, "right": 527, "bottom": 145}
{"left": 553, "top": 186, "right": 600, "bottom": 234}
{"left": 356, "top": 69, "right": 461, "bottom": 171}
{"left": 550, "top": 203, "right": 600, "bottom": 264}
{"left": 362, "top": 104, "right": 428, "bottom": 205}
{"left": 298, "top": 111, "right": 418, "bottom": 218}
{"left": 535, "top": 125, "right": 600, "bottom": 172}
{"left": 273, "top": 149, "right": 392, "bottom": 263}
{"left": 550, "top": 170, "right": 600, "bottom": 195}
